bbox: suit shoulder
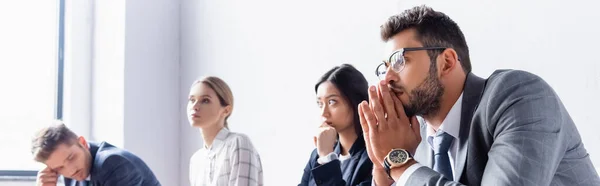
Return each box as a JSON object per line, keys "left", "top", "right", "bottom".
{"left": 94, "top": 143, "right": 140, "bottom": 168}
{"left": 96, "top": 149, "right": 134, "bottom": 165}
{"left": 478, "top": 69, "right": 563, "bottom": 133}
{"left": 487, "top": 69, "right": 545, "bottom": 86}
{"left": 484, "top": 69, "right": 555, "bottom": 99}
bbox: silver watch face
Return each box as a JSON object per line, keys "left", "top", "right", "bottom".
{"left": 389, "top": 149, "right": 408, "bottom": 164}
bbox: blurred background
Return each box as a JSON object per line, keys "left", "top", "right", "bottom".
{"left": 1, "top": 0, "right": 598, "bottom": 185}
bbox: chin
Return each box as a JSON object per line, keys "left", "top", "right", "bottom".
{"left": 189, "top": 119, "right": 203, "bottom": 127}
{"left": 332, "top": 125, "right": 352, "bottom": 133}
{"left": 192, "top": 121, "right": 214, "bottom": 129}
{"left": 190, "top": 122, "right": 204, "bottom": 128}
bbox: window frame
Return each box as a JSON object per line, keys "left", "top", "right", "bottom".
{"left": 0, "top": 0, "right": 66, "bottom": 179}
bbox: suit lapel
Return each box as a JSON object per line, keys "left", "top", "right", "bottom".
{"left": 347, "top": 136, "right": 366, "bottom": 185}
{"left": 87, "top": 142, "right": 100, "bottom": 184}
{"left": 455, "top": 73, "right": 486, "bottom": 180}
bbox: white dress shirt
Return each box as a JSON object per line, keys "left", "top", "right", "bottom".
{"left": 189, "top": 128, "right": 263, "bottom": 186}
{"left": 394, "top": 93, "right": 464, "bottom": 186}
{"left": 317, "top": 152, "right": 352, "bottom": 166}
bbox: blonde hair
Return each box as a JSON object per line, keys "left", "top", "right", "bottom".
{"left": 193, "top": 76, "right": 234, "bottom": 128}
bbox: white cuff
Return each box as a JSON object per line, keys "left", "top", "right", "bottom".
{"left": 317, "top": 152, "right": 338, "bottom": 164}
{"left": 371, "top": 179, "right": 397, "bottom": 186}
{"left": 394, "top": 162, "right": 423, "bottom": 186}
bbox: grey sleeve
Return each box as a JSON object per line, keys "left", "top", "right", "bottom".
{"left": 407, "top": 71, "right": 573, "bottom": 186}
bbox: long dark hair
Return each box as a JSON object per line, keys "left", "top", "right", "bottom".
{"left": 315, "top": 64, "right": 369, "bottom": 136}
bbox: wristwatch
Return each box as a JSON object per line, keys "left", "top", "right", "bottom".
{"left": 383, "top": 148, "right": 413, "bottom": 179}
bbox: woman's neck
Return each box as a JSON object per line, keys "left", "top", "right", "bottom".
{"left": 337, "top": 128, "right": 358, "bottom": 156}
{"left": 200, "top": 123, "right": 224, "bottom": 148}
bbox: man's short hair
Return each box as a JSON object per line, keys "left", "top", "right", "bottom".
{"left": 31, "top": 121, "right": 79, "bottom": 162}
{"left": 381, "top": 5, "right": 471, "bottom": 73}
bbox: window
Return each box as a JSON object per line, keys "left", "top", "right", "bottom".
{"left": 0, "top": 0, "right": 65, "bottom": 176}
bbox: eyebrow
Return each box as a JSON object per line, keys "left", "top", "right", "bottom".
{"left": 317, "top": 94, "right": 340, "bottom": 100}
{"left": 189, "top": 95, "right": 212, "bottom": 99}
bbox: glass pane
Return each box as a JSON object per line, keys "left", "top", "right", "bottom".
{"left": 0, "top": 0, "right": 58, "bottom": 170}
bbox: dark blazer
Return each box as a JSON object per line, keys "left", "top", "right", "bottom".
{"left": 407, "top": 70, "right": 600, "bottom": 185}
{"left": 299, "top": 135, "right": 373, "bottom": 186}
{"left": 64, "top": 141, "right": 161, "bottom": 186}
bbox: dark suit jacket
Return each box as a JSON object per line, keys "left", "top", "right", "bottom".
{"left": 407, "top": 70, "right": 600, "bottom": 185}
{"left": 300, "top": 135, "right": 373, "bottom": 186}
{"left": 63, "top": 141, "right": 161, "bottom": 186}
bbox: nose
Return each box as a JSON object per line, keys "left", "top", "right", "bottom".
{"left": 190, "top": 101, "right": 200, "bottom": 111}
{"left": 384, "top": 66, "right": 399, "bottom": 85}
{"left": 320, "top": 104, "right": 330, "bottom": 119}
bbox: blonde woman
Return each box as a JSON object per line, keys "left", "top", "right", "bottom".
{"left": 187, "top": 76, "right": 263, "bottom": 186}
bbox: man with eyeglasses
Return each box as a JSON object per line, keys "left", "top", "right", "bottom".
{"left": 358, "top": 5, "right": 599, "bottom": 186}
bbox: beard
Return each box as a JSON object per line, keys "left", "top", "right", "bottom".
{"left": 400, "top": 65, "right": 445, "bottom": 118}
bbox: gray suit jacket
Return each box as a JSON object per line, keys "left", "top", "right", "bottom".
{"left": 408, "top": 70, "right": 599, "bottom": 186}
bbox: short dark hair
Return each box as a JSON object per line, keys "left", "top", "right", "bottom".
{"left": 381, "top": 5, "right": 471, "bottom": 73}
{"left": 31, "top": 121, "right": 79, "bottom": 162}
{"left": 315, "top": 64, "right": 369, "bottom": 136}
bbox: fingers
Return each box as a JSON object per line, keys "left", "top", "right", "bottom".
{"left": 378, "top": 80, "right": 398, "bottom": 121}
{"left": 360, "top": 101, "right": 378, "bottom": 137}
{"left": 39, "top": 174, "right": 58, "bottom": 180}
{"left": 40, "top": 166, "right": 55, "bottom": 174}
{"left": 358, "top": 102, "right": 369, "bottom": 136}
{"left": 38, "top": 169, "right": 57, "bottom": 180}
{"left": 359, "top": 101, "right": 384, "bottom": 166}
{"left": 368, "top": 86, "right": 387, "bottom": 130}
{"left": 38, "top": 175, "right": 58, "bottom": 185}
{"left": 358, "top": 103, "right": 371, "bottom": 148}
{"left": 391, "top": 89, "right": 407, "bottom": 119}
{"left": 319, "top": 122, "right": 329, "bottom": 128}
{"left": 40, "top": 180, "right": 58, "bottom": 184}
{"left": 315, "top": 121, "right": 330, "bottom": 145}
{"left": 37, "top": 167, "right": 58, "bottom": 186}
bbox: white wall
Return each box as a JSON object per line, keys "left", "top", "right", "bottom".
{"left": 91, "top": 0, "right": 181, "bottom": 185}
{"left": 180, "top": 0, "right": 600, "bottom": 185}
{"left": 123, "top": 0, "right": 180, "bottom": 185}
{"left": 92, "top": 0, "right": 125, "bottom": 147}
{"left": 179, "top": 0, "right": 400, "bottom": 185}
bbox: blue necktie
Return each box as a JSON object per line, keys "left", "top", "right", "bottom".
{"left": 433, "top": 131, "right": 454, "bottom": 181}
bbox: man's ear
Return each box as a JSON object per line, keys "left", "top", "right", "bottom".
{"left": 78, "top": 136, "right": 89, "bottom": 150}
{"left": 440, "top": 48, "right": 459, "bottom": 76}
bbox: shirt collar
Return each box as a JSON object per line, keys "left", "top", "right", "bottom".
{"left": 426, "top": 92, "right": 463, "bottom": 141}
{"left": 204, "top": 127, "right": 230, "bottom": 157}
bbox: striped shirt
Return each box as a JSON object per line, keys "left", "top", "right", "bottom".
{"left": 189, "top": 128, "right": 263, "bottom": 186}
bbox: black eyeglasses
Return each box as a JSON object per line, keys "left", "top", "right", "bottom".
{"left": 375, "top": 47, "right": 450, "bottom": 79}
